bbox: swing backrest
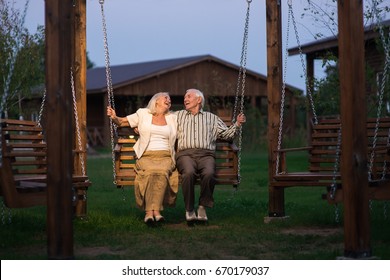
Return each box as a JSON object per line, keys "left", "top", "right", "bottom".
{"left": 0, "top": 119, "right": 47, "bottom": 208}
{"left": 309, "top": 117, "right": 390, "bottom": 176}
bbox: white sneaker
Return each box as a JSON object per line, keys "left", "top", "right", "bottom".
{"left": 185, "top": 210, "right": 197, "bottom": 222}
{"left": 197, "top": 205, "right": 208, "bottom": 221}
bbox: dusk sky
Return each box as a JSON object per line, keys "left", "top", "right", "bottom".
{"left": 15, "top": 0, "right": 389, "bottom": 91}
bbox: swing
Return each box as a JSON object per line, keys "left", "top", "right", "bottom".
{"left": 98, "top": 0, "right": 251, "bottom": 190}
{"left": 271, "top": 1, "right": 390, "bottom": 203}
{"left": 0, "top": 69, "right": 91, "bottom": 216}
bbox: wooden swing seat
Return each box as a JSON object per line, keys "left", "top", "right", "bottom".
{"left": 272, "top": 117, "right": 390, "bottom": 202}
{"left": 114, "top": 121, "right": 240, "bottom": 189}
{"left": 0, "top": 119, "right": 91, "bottom": 216}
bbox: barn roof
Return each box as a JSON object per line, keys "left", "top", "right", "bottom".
{"left": 87, "top": 54, "right": 273, "bottom": 93}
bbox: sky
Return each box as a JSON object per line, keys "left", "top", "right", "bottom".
{"left": 14, "top": 0, "right": 388, "bottom": 91}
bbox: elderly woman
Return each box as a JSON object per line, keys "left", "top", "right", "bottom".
{"left": 107, "top": 92, "right": 178, "bottom": 224}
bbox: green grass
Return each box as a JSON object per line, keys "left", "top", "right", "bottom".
{"left": 0, "top": 150, "right": 389, "bottom": 259}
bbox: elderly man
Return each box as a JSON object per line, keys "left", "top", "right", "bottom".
{"left": 176, "top": 88, "right": 246, "bottom": 224}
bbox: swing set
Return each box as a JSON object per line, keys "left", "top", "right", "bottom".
{"left": 98, "top": 0, "right": 252, "bottom": 191}
{"left": 271, "top": 1, "right": 390, "bottom": 205}
{"left": 2, "top": 0, "right": 387, "bottom": 259}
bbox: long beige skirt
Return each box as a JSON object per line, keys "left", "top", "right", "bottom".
{"left": 134, "top": 150, "right": 178, "bottom": 211}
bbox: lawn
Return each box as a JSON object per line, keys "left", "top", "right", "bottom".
{"left": 0, "top": 150, "right": 389, "bottom": 259}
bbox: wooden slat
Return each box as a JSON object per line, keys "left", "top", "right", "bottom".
{"left": 6, "top": 134, "right": 45, "bottom": 141}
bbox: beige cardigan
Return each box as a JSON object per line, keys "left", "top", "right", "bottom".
{"left": 126, "top": 108, "right": 177, "bottom": 163}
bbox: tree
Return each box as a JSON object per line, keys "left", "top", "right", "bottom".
{"left": 301, "top": 0, "right": 390, "bottom": 118}
{"left": 0, "top": 0, "right": 44, "bottom": 118}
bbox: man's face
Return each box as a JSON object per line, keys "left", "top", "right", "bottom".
{"left": 184, "top": 91, "right": 201, "bottom": 113}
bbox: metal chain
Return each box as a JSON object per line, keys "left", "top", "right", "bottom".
{"left": 70, "top": 68, "right": 88, "bottom": 203}
{"left": 100, "top": 0, "right": 117, "bottom": 185}
{"left": 70, "top": 68, "right": 86, "bottom": 177}
{"left": 232, "top": 0, "right": 251, "bottom": 184}
{"left": 329, "top": 125, "right": 342, "bottom": 200}
{"left": 290, "top": 2, "right": 318, "bottom": 125}
{"left": 37, "top": 89, "right": 46, "bottom": 127}
{"left": 275, "top": 3, "right": 292, "bottom": 175}
{"left": 368, "top": 0, "right": 390, "bottom": 180}
{"left": 334, "top": 204, "right": 340, "bottom": 223}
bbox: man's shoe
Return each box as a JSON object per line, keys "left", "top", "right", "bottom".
{"left": 185, "top": 210, "right": 197, "bottom": 226}
{"left": 197, "top": 205, "right": 208, "bottom": 222}
{"left": 185, "top": 210, "right": 197, "bottom": 221}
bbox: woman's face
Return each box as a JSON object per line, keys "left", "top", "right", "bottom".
{"left": 156, "top": 95, "right": 171, "bottom": 112}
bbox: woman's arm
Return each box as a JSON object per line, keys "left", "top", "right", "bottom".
{"left": 106, "top": 106, "right": 129, "bottom": 127}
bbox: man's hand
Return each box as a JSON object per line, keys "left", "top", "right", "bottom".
{"left": 235, "top": 113, "right": 246, "bottom": 127}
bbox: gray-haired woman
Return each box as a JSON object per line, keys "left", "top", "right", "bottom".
{"left": 107, "top": 92, "right": 178, "bottom": 224}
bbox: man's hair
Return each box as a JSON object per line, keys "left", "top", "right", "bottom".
{"left": 147, "top": 92, "right": 170, "bottom": 114}
{"left": 186, "top": 88, "right": 205, "bottom": 108}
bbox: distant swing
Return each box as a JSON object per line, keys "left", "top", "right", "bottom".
{"left": 271, "top": 1, "right": 390, "bottom": 211}
{"left": 0, "top": 68, "right": 91, "bottom": 221}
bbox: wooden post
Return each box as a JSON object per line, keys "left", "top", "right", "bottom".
{"left": 266, "top": 0, "right": 284, "bottom": 217}
{"left": 73, "top": 0, "right": 88, "bottom": 218}
{"left": 337, "top": 0, "right": 371, "bottom": 258}
{"left": 45, "top": 0, "right": 74, "bottom": 259}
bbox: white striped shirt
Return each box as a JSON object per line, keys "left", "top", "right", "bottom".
{"left": 176, "top": 110, "right": 238, "bottom": 151}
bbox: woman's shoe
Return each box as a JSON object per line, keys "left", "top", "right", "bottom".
{"left": 155, "top": 215, "right": 165, "bottom": 222}
{"left": 144, "top": 215, "right": 154, "bottom": 224}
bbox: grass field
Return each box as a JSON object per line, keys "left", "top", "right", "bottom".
{"left": 1, "top": 150, "right": 389, "bottom": 259}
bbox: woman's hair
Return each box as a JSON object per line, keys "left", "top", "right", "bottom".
{"left": 147, "top": 92, "right": 170, "bottom": 114}
{"left": 186, "top": 88, "right": 205, "bottom": 108}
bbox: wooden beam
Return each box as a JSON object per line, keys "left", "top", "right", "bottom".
{"left": 337, "top": 0, "right": 371, "bottom": 258}
{"left": 45, "top": 0, "right": 74, "bottom": 259}
{"left": 266, "top": 0, "right": 285, "bottom": 217}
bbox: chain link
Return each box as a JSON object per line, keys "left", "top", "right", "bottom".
{"left": 368, "top": 0, "right": 390, "bottom": 181}
{"left": 70, "top": 68, "right": 86, "bottom": 177}
{"left": 334, "top": 204, "right": 340, "bottom": 223}
{"left": 37, "top": 89, "right": 46, "bottom": 127}
{"left": 329, "top": 125, "right": 342, "bottom": 200}
{"left": 100, "top": 1, "right": 117, "bottom": 185}
{"left": 70, "top": 67, "right": 88, "bottom": 204}
{"left": 275, "top": 3, "right": 292, "bottom": 175}
{"left": 290, "top": 3, "right": 318, "bottom": 125}
{"left": 232, "top": 0, "right": 251, "bottom": 184}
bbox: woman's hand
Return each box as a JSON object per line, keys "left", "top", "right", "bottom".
{"left": 107, "top": 106, "right": 116, "bottom": 119}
